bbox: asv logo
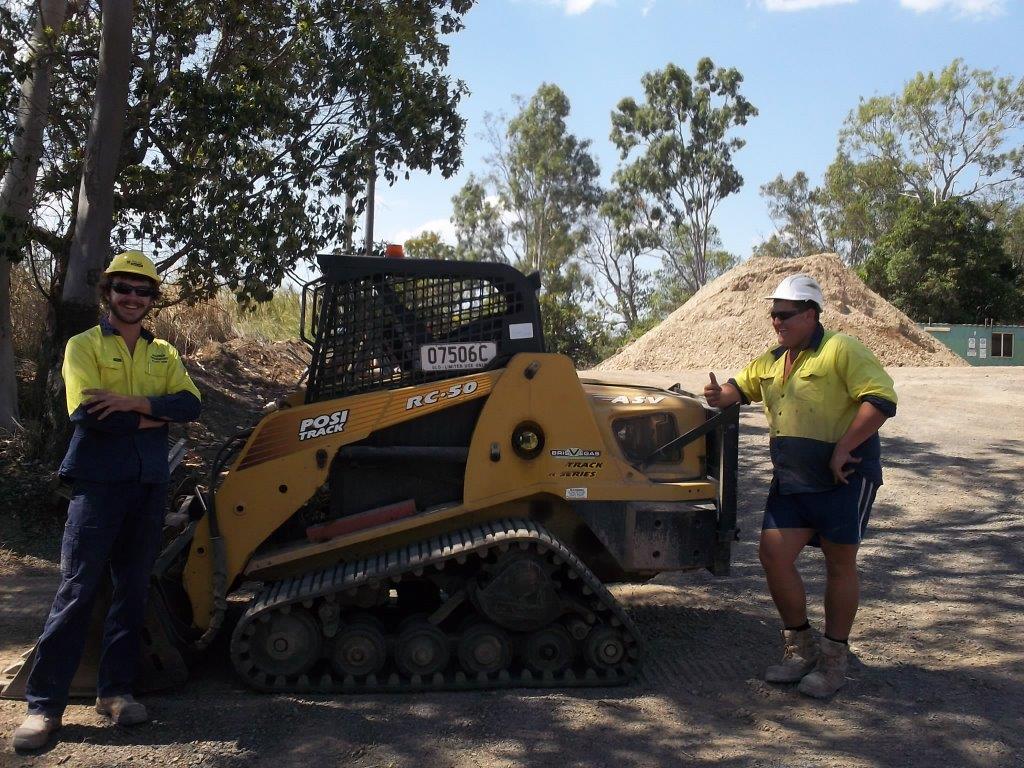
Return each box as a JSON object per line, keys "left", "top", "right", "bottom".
{"left": 298, "top": 410, "right": 348, "bottom": 441}
{"left": 405, "top": 380, "right": 480, "bottom": 410}
{"left": 597, "top": 395, "right": 666, "bottom": 405}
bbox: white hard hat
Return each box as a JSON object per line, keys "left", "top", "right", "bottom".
{"left": 766, "top": 274, "right": 824, "bottom": 310}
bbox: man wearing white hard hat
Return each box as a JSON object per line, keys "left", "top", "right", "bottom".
{"left": 13, "top": 252, "right": 202, "bottom": 750}
{"left": 705, "top": 272, "right": 896, "bottom": 698}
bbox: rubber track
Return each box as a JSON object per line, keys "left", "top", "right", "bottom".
{"left": 229, "top": 518, "right": 644, "bottom": 693}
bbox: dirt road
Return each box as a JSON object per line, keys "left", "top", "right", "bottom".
{"left": 2, "top": 367, "right": 1022, "bottom": 768}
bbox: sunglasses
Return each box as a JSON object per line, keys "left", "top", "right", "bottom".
{"left": 111, "top": 282, "right": 157, "bottom": 298}
{"left": 770, "top": 308, "right": 808, "bottom": 322}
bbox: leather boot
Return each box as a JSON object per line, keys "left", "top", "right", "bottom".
{"left": 12, "top": 713, "right": 61, "bottom": 750}
{"left": 765, "top": 627, "right": 818, "bottom": 683}
{"left": 798, "top": 636, "right": 849, "bottom": 698}
{"left": 96, "top": 694, "right": 148, "bottom": 725}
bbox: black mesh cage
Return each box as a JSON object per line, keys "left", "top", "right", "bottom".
{"left": 301, "top": 254, "right": 545, "bottom": 403}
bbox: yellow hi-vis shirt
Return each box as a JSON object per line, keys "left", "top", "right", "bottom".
{"left": 63, "top": 324, "right": 201, "bottom": 415}
{"left": 731, "top": 325, "right": 897, "bottom": 494}
{"left": 59, "top": 318, "right": 202, "bottom": 484}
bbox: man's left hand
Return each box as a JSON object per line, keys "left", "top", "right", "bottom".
{"left": 829, "top": 444, "right": 861, "bottom": 485}
{"left": 83, "top": 389, "right": 150, "bottom": 420}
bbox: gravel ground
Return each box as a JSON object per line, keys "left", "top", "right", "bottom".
{"left": 2, "top": 366, "right": 1022, "bottom": 768}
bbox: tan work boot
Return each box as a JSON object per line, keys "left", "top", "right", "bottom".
{"left": 96, "top": 694, "right": 148, "bottom": 725}
{"left": 798, "top": 636, "right": 849, "bottom": 698}
{"left": 765, "top": 627, "right": 819, "bottom": 683}
{"left": 12, "top": 713, "right": 61, "bottom": 750}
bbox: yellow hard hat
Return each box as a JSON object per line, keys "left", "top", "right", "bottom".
{"left": 105, "top": 250, "right": 161, "bottom": 284}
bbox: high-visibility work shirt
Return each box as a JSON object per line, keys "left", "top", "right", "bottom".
{"left": 59, "top": 317, "right": 202, "bottom": 484}
{"left": 731, "top": 324, "right": 897, "bottom": 494}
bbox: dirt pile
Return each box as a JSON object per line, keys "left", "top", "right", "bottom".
{"left": 599, "top": 253, "right": 965, "bottom": 370}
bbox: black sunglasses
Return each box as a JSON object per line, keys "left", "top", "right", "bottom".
{"left": 111, "top": 282, "right": 157, "bottom": 298}
{"left": 770, "top": 308, "right": 808, "bottom": 322}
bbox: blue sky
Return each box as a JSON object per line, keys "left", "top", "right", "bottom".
{"left": 374, "top": 0, "right": 1023, "bottom": 260}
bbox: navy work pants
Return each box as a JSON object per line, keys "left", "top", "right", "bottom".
{"left": 25, "top": 480, "right": 166, "bottom": 716}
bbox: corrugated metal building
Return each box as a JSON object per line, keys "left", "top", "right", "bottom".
{"left": 918, "top": 323, "right": 1022, "bottom": 366}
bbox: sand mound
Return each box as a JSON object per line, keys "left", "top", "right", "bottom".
{"left": 598, "top": 253, "right": 965, "bottom": 370}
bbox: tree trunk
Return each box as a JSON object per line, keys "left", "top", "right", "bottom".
{"left": 0, "top": 0, "right": 69, "bottom": 431}
{"left": 44, "top": 0, "right": 134, "bottom": 452}
{"left": 0, "top": 258, "right": 17, "bottom": 429}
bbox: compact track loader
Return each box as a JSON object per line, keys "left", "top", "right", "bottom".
{"left": 3, "top": 254, "right": 738, "bottom": 697}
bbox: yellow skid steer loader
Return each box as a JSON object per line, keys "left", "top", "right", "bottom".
{"left": 3, "top": 254, "right": 738, "bottom": 696}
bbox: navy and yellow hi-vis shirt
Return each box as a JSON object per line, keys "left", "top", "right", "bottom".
{"left": 730, "top": 323, "right": 897, "bottom": 494}
{"left": 58, "top": 316, "right": 202, "bottom": 484}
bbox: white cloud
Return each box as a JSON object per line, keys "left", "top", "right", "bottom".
{"left": 533, "top": 0, "right": 610, "bottom": 15}
{"left": 899, "top": 0, "right": 1005, "bottom": 15}
{"left": 389, "top": 218, "right": 457, "bottom": 247}
{"left": 759, "top": 0, "right": 1005, "bottom": 12}
{"left": 761, "top": 0, "right": 857, "bottom": 10}
{"left": 565, "top": 0, "right": 602, "bottom": 13}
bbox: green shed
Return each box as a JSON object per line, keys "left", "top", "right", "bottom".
{"left": 918, "top": 323, "right": 1022, "bottom": 366}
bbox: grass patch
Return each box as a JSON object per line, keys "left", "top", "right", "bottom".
{"left": 151, "top": 287, "right": 304, "bottom": 354}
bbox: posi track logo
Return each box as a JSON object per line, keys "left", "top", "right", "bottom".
{"left": 298, "top": 409, "right": 349, "bottom": 441}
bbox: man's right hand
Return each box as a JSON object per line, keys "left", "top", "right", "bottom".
{"left": 704, "top": 372, "right": 723, "bottom": 407}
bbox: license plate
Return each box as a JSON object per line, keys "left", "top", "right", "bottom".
{"left": 420, "top": 342, "right": 497, "bottom": 372}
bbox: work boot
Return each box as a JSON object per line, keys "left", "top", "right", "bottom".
{"left": 765, "top": 627, "right": 818, "bottom": 683}
{"left": 12, "top": 713, "right": 61, "bottom": 750}
{"left": 797, "top": 636, "right": 849, "bottom": 698}
{"left": 96, "top": 694, "right": 148, "bottom": 725}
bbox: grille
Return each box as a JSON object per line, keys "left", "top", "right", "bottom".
{"left": 303, "top": 255, "right": 544, "bottom": 403}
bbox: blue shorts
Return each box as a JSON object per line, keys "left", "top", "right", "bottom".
{"left": 763, "top": 475, "right": 878, "bottom": 546}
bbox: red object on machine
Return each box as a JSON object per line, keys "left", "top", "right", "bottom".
{"left": 385, "top": 243, "right": 405, "bottom": 258}
{"left": 305, "top": 499, "right": 417, "bottom": 542}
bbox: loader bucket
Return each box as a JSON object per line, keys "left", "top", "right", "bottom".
{"left": 0, "top": 580, "right": 189, "bottom": 700}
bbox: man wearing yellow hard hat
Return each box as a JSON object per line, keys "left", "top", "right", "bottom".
{"left": 13, "top": 251, "right": 202, "bottom": 751}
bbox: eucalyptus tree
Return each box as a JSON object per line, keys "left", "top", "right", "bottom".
{"left": 839, "top": 58, "right": 1024, "bottom": 206}
{"left": 610, "top": 58, "right": 756, "bottom": 289}
{"left": 0, "top": 0, "right": 475, "bottom": 432}
{"left": 451, "top": 84, "right": 604, "bottom": 361}
{"left": 0, "top": 0, "right": 69, "bottom": 430}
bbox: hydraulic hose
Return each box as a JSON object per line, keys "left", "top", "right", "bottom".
{"left": 192, "top": 429, "right": 251, "bottom": 650}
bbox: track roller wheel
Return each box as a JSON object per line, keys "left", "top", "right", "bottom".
{"left": 523, "top": 625, "right": 574, "bottom": 674}
{"left": 329, "top": 619, "right": 387, "bottom": 678}
{"left": 457, "top": 622, "right": 511, "bottom": 676}
{"left": 395, "top": 620, "right": 450, "bottom": 677}
{"left": 250, "top": 607, "right": 322, "bottom": 678}
{"left": 584, "top": 626, "right": 626, "bottom": 669}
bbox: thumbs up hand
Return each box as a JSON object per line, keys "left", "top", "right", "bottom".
{"left": 704, "top": 372, "right": 723, "bottom": 407}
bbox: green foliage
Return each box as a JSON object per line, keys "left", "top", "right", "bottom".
{"left": 763, "top": 60, "right": 1024, "bottom": 267}
{"left": 658, "top": 222, "right": 737, "bottom": 293}
{"left": 500, "top": 83, "right": 602, "bottom": 276}
{"left": 451, "top": 176, "right": 506, "bottom": 262}
{"left": 991, "top": 203, "right": 1024, "bottom": 269}
{"left": 821, "top": 154, "right": 906, "bottom": 264}
{"left": 839, "top": 58, "right": 1024, "bottom": 205}
{"left": 860, "top": 198, "right": 1023, "bottom": 324}
{"left": 610, "top": 58, "right": 756, "bottom": 290}
{"left": 577, "top": 189, "right": 659, "bottom": 332}
{"left": 403, "top": 230, "right": 454, "bottom": 260}
{"left": 450, "top": 84, "right": 603, "bottom": 363}
{"left": 0, "top": 0, "right": 474, "bottom": 301}
{"left": 758, "top": 171, "right": 836, "bottom": 259}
